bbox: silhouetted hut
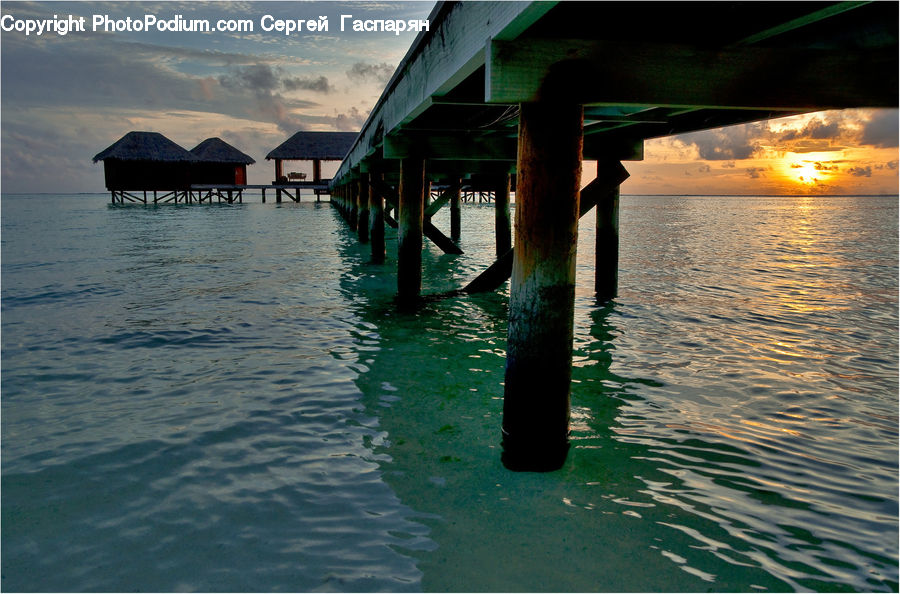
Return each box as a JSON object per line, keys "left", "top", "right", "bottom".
{"left": 92, "top": 131, "right": 196, "bottom": 190}
{"left": 189, "top": 137, "right": 255, "bottom": 185}
{"left": 266, "top": 131, "right": 357, "bottom": 184}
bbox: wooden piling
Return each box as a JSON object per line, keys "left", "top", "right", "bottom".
{"left": 358, "top": 174, "right": 370, "bottom": 243}
{"left": 397, "top": 158, "right": 425, "bottom": 305}
{"left": 450, "top": 179, "right": 461, "bottom": 241}
{"left": 349, "top": 182, "right": 358, "bottom": 231}
{"left": 595, "top": 186, "right": 619, "bottom": 300}
{"left": 369, "top": 174, "right": 385, "bottom": 263}
{"left": 502, "top": 101, "right": 583, "bottom": 472}
{"left": 494, "top": 174, "right": 512, "bottom": 257}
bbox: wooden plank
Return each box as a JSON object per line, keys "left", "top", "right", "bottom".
{"left": 486, "top": 38, "right": 898, "bottom": 109}
{"left": 334, "top": 2, "right": 556, "bottom": 184}
{"left": 734, "top": 1, "right": 871, "bottom": 46}
{"left": 384, "top": 132, "right": 517, "bottom": 161}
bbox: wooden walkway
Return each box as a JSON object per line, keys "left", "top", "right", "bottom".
{"left": 110, "top": 183, "right": 331, "bottom": 204}
{"left": 324, "top": 1, "right": 897, "bottom": 471}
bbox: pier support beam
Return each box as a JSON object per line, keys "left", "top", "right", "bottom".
{"left": 369, "top": 174, "right": 385, "bottom": 263}
{"left": 397, "top": 158, "right": 425, "bottom": 306}
{"left": 494, "top": 174, "right": 512, "bottom": 257}
{"left": 502, "top": 101, "right": 583, "bottom": 472}
{"left": 595, "top": 186, "right": 619, "bottom": 300}
{"left": 450, "top": 179, "right": 461, "bottom": 241}
{"left": 349, "top": 182, "right": 358, "bottom": 231}
{"left": 358, "top": 174, "right": 370, "bottom": 243}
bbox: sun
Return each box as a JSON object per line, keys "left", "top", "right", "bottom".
{"left": 777, "top": 151, "right": 839, "bottom": 189}
{"left": 790, "top": 161, "right": 822, "bottom": 185}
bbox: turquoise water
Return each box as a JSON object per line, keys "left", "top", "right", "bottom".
{"left": 2, "top": 193, "right": 897, "bottom": 592}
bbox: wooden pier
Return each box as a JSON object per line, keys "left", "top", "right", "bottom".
{"left": 109, "top": 184, "right": 331, "bottom": 204}
{"left": 327, "top": 1, "right": 897, "bottom": 471}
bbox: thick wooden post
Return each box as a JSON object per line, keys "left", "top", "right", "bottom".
{"left": 358, "top": 175, "right": 370, "bottom": 243}
{"left": 275, "top": 159, "right": 284, "bottom": 181}
{"left": 595, "top": 187, "right": 619, "bottom": 300}
{"left": 369, "top": 173, "right": 385, "bottom": 263}
{"left": 450, "top": 179, "right": 461, "bottom": 241}
{"left": 494, "top": 174, "right": 512, "bottom": 256}
{"left": 313, "top": 159, "right": 322, "bottom": 183}
{"left": 502, "top": 101, "right": 583, "bottom": 472}
{"left": 397, "top": 158, "right": 425, "bottom": 305}
{"left": 349, "top": 182, "right": 358, "bottom": 231}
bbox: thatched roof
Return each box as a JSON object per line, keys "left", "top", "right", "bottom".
{"left": 266, "top": 131, "right": 358, "bottom": 161}
{"left": 190, "top": 137, "right": 255, "bottom": 165}
{"left": 93, "top": 131, "right": 197, "bottom": 163}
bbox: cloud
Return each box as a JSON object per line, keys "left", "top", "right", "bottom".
{"left": 745, "top": 167, "right": 767, "bottom": 178}
{"left": 346, "top": 62, "right": 395, "bottom": 85}
{"left": 676, "top": 122, "right": 765, "bottom": 160}
{"left": 330, "top": 107, "right": 368, "bottom": 131}
{"left": 848, "top": 166, "right": 873, "bottom": 177}
{"left": 220, "top": 65, "right": 335, "bottom": 95}
{"left": 283, "top": 75, "right": 335, "bottom": 94}
{"left": 219, "top": 64, "right": 280, "bottom": 93}
{"left": 778, "top": 117, "right": 847, "bottom": 142}
{"left": 860, "top": 110, "right": 899, "bottom": 148}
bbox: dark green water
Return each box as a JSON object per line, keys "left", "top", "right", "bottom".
{"left": 2, "top": 194, "right": 897, "bottom": 591}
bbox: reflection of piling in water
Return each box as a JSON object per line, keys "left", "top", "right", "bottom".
{"left": 325, "top": 2, "right": 896, "bottom": 471}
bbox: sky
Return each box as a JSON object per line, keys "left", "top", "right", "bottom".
{"left": 1, "top": 0, "right": 897, "bottom": 195}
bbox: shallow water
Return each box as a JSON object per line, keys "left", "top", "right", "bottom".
{"left": 2, "top": 193, "right": 897, "bottom": 592}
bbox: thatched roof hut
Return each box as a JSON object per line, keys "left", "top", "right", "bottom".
{"left": 266, "top": 131, "right": 358, "bottom": 161}
{"left": 266, "top": 131, "right": 357, "bottom": 183}
{"left": 190, "top": 138, "right": 255, "bottom": 185}
{"left": 190, "top": 138, "right": 255, "bottom": 165}
{"left": 93, "top": 131, "right": 196, "bottom": 190}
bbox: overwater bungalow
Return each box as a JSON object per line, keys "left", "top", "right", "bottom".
{"left": 266, "top": 131, "right": 357, "bottom": 185}
{"left": 189, "top": 137, "right": 255, "bottom": 185}
{"left": 92, "top": 131, "right": 196, "bottom": 191}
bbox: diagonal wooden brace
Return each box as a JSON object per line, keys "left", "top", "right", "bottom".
{"left": 372, "top": 178, "right": 463, "bottom": 255}
{"left": 461, "top": 160, "right": 629, "bottom": 294}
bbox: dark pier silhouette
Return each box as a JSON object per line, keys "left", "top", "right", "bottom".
{"left": 91, "top": 1, "right": 897, "bottom": 472}
{"left": 326, "top": 1, "right": 897, "bottom": 471}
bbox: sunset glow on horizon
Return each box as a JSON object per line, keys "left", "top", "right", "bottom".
{"left": 622, "top": 110, "right": 898, "bottom": 196}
